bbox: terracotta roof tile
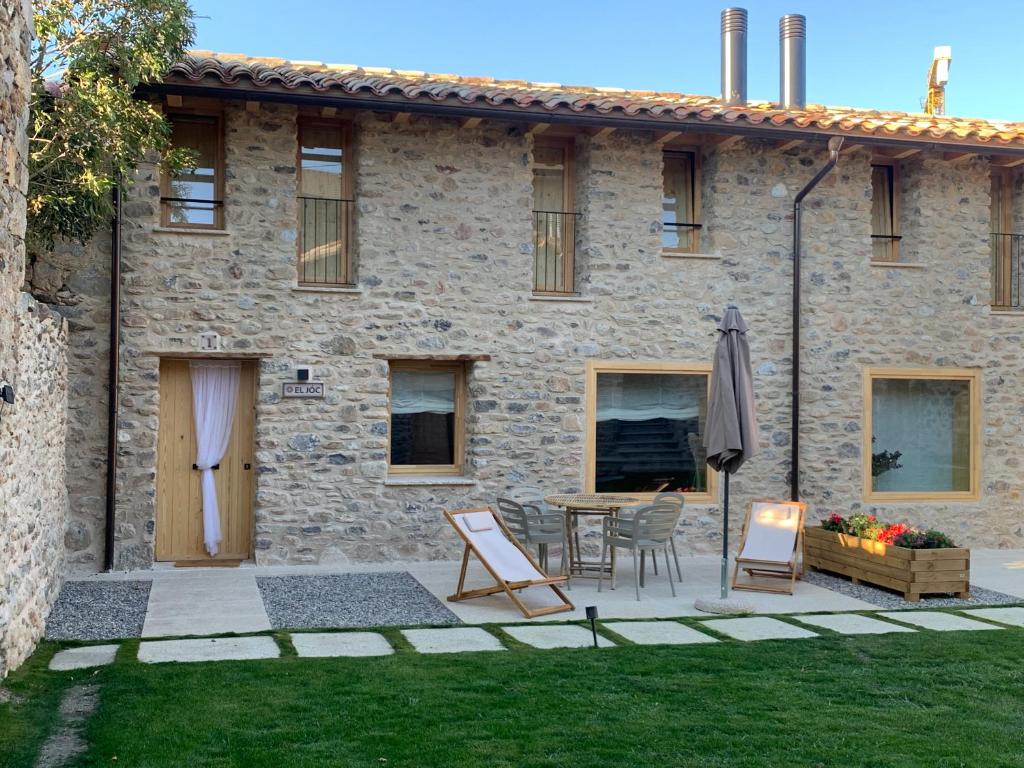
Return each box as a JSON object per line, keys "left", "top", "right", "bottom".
{"left": 166, "top": 51, "right": 1024, "bottom": 149}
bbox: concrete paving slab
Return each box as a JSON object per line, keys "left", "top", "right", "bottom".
{"left": 877, "top": 611, "right": 1003, "bottom": 632}
{"left": 699, "top": 616, "right": 819, "bottom": 641}
{"left": 49, "top": 644, "right": 119, "bottom": 671}
{"left": 502, "top": 624, "right": 615, "bottom": 649}
{"left": 793, "top": 613, "right": 915, "bottom": 635}
{"left": 291, "top": 632, "right": 394, "bottom": 657}
{"left": 603, "top": 621, "right": 718, "bottom": 645}
{"left": 142, "top": 571, "right": 271, "bottom": 638}
{"left": 962, "top": 607, "right": 1024, "bottom": 627}
{"left": 138, "top": 635, "right": 280, "bottom": 664}
{"left": 401, "top": 627, "right": 505, "bottom": 654}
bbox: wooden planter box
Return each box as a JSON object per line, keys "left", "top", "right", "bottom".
{"left": 804, "top": 527, "right": 970, "bottom": 602}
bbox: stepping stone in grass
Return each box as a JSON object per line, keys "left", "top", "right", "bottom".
{"left": 700, "top": 617, "right": 819, "bottom": 641}
{"left": 603, "top": 621, "right": 718, "bottom": 645}
{"left": 291, "top": 632, "right": 393, "bottom": 658}
{"left": 502, "top": 624, "right": 615, "bottom": 649}
{"left": 138, "top": 635, "right": 280, "bottom": 664}
{"left": 49, "top": 644, "right": 119, "bottom": 671}
{"left": 793, "top": 613, "right": 915, "bottom": 635}
{"left": 402, "top": 627, "right": 505, "bottom": 654}
{"left": 878, "top": 611, "right": 1003, "bottom": 632}
{"left": 962, "top": 607, "right": 1024, "bottom": 627}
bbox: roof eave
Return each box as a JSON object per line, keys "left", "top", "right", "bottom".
{"left": 142, "top": 77, "right": 1024, "bottom": 157}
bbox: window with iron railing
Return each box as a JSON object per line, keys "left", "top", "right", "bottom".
{"left": 298, "top": 118, "right": 354, "bottom": 286}
{"left": 532, "top": 136, "right": 578, "bottom": 294}
{"left": 990, "top": 169, "right": 1022, "bottom": 310}
{"left": 161, "top": 113, "right": 224, "bottom": 229}
{"left": 871, "top": 162, "right": 902, "bottom": 263}
{"left": 662, "top": 149, "right": 701, "bottom": 253}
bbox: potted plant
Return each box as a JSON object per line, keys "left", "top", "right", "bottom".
{"left": 804, "top": 512, "right": 969, "bottom": 602}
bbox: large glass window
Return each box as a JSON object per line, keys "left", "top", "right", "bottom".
{"left": 662, "top": 150, "right": 700, "bottom": 252}
{"left": 389, "top": 362, "right": 465, "bottom": 474}
{"left": 161, "top": 113, "right": 223, "bottom": 228}
{"left": 865, "top": 369, "right": 980, "bottom": 500}
{"left": 298, "top": 119, "right": 353, "bottom": 285}
{"left": 587, "top": 362, "right": 712, "bottom": 498}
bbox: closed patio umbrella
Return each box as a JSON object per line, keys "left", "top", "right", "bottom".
{"left": 702, "top": 305, "right": 760, "bottom": 604}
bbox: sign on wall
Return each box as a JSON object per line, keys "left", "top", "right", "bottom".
{"left": 283, "top": 381, "right": 325, "bottom": 399}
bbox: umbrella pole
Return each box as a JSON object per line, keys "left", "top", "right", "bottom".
{"left": 721, "top": 472, "right": 730, "bottom": 599}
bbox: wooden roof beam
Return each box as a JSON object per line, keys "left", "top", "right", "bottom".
{"left": 991, "top": 155, "right": 1024, "bottom": 168}
{"left": 942, "top": 151, "right": 973, "bottom": 162}
{"left": 775, "top": 139, "right": 804, "bottom": 151}
{"left": 460, "top": 116, "right": 482, "bottom": 129}
{"left": 166, "top": 94, "right": 183, "bottom": 108}
{"left": 245, "top": 100, "right": 260, "bottom": 113}
{"left": 585, "top": 126, "right": 616, "bottom": 139}
{"left": 526, "top": 123, "right": 550, "bottom": 135}
{"left": 654, "top": 130, "right": 683, "bottom": 145}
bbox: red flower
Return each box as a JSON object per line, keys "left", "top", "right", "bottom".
{"left": 878, "top": 523, "right": 910, "bottom": 545}
{"left": 867, "top": 515, "right": 877, "bottom": 523}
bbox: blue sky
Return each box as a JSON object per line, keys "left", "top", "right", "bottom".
{"left": 190, "top": 0, "right": 1022, "bottom": 121}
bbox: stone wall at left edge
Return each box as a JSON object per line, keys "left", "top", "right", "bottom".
{"left": 0, "top": 0, "right": 70, "bottom": 678}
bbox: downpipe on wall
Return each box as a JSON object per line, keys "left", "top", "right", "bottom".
{"left": 791, "top": 136, "right": 843, "bottom": 502}
{"left": 104, "top": 182, "right": 122, "bottom": 572}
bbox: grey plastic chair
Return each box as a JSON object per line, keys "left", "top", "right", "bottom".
{"left": 496, "top": 497, "right": 567, "bottom": 576}
{"left": 598, "top": 502, "right": 682, "bottom": 601}
{"left": 652, "top": 491, "right": 685, "bottom": 581}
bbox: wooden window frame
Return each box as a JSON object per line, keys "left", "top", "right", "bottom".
{"left": 531, "top": 135, "right": 576, "bottom": 295}
{"left": 862, "top": 367, "right": 981, "bottom": 502}
{"left": 585, "top": 360, "right": 716, "bottom": 503}
{"left": 387, "top": 360, "right": 466, "bottom": 476}
{"left": 297, "top": 117, "right": 355, "bottom": 286}
{"left": 661, "top": 148, "right": 702, "bottom": 254}
{"left": 160, "top": 110, "right": 225, "bottom": 230}
{"left": 869, "top": 159, "right": 901, "bottom": 264}
{"left": 990, "top": 167, "right": 1015, "bottom": 309}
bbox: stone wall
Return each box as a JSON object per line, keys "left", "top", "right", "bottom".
{"left": 0, "top": 0, "right": 70, "bottom": 678}
{"left": 38, "top": 97, "right": 1024, "bottom": 573}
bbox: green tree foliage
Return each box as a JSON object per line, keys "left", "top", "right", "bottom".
{"left": 27, "top": 0, "right": 195, "bottom": 255}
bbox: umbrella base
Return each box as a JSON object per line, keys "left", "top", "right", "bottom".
{"left": 694, "top": 596, "right": 755, "bottom": 615}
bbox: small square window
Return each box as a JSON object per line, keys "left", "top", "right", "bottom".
{"left": 388, "top": 362, "right": 466, "bottom": 475}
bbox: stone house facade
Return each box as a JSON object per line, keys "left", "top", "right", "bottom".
{"left": 35, "top": 52, "right": 1024, "bottom": 574}
{"left": 1, "top": 0, "right": 69, "bottom": 677}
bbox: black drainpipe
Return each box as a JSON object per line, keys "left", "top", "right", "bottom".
{"left": 103, "top": 181, "right": 122, "bottom": 571}
{"left": 791, "top": 136, "right": 843, "bottom": 502}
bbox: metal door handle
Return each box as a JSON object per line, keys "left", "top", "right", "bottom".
{"left": 192, "top": 463, "right": 220, "bottom": 470}
{"left": 244, "top": 463, "right": 251, "bottom": 470}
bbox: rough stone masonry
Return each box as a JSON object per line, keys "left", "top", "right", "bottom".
{"left": 32, "top": 93, "right": 1023, "bottom": 574}
{"left": 0, "top": 0, "right": 70, "bottom": 678}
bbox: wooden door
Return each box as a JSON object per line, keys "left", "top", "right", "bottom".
{"left": 156, "top": 359, "right": 256, "bottom": 563}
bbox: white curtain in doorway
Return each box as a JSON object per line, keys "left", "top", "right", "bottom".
{"left": 190, "top": 360, "right": 241, "bottom": 556}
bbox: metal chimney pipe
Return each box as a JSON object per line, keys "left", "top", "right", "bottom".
{"left": 779, "top": 14, "right": 806, "bottom": 109}
{"left": 721, "top": 8, "right": 748, "bottom": 106}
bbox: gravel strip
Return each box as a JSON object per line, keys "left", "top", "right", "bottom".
{"left": 803, "top": 569, "right": 1020, "bottom": 610}
{"left": 46, "top": 581, "right": 151, "bottom": 640}
{"left": 257, "top": 573, "right": 461, "bottom": 629}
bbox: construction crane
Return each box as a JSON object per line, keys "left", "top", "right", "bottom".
{"left": 924, "top": 46, "right": 952, "bottom": 115}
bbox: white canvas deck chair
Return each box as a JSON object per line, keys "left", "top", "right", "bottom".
{"left": 445, "top": 507, "right": 574, "bottom": 619}
{"left": 732, "top": 500, "right": 808, "bottom": 594}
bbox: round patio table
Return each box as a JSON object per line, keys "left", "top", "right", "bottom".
{"left": 544, "top": 494, "right": 641, "bottom": 581}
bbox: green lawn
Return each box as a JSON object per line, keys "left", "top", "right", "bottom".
{"left": 4, "top": 624, "right": 1024, "bottom": 768}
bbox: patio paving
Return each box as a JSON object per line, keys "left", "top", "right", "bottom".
{"left": 502, "top": 624, "right": 615, "bottom": 649}
{"left": 402, "top": 627, "right": 505, "bottom": 654}
{"left": 962, "top": 607, "right": 1024, "bottom": 627}
{"left": 138, "top": 636, "right": 280, "bottom": 664}
{"left": 49, "top": 644, "right": 120, "bottom": 671}
{"left": 603, "top": 621, "right": 719, "bottom": 645}
{"left": 290, "top": 632, "right": 394, "bottom": 658}
{"left": 699, "top": 617, "right": 819, "bottom": 641}
{"left": 877, "top": 611, "right": 1004, "bottom": 632}
{"left": 142, "top": 570, "right": 271, "bottom": 638}
{"left": 791, "top": 613, "right": 915, "bottom": 635}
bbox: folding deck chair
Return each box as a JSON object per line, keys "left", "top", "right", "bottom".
{"left": 445, "top": 507, "right": 574, "bottom": 619}
{"left": 731, "top": 499, "right": 808, "bottom": 594}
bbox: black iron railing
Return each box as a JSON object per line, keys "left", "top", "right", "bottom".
{"left": 662, "top": 221, "right": 702, "bottom": 250}
{"left": 991, "top": 233, "right": 1024, "bottom": 310}
{"left": 533, "top": 210, "right": 580, "bottom": 294}
{"left": 299, "top": 196, "right": 354, "bottom": 286}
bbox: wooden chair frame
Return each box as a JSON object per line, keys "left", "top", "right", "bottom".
{"left": 445, "top": 507, "right": 574, "bottom": 619}
{"left": 731, "top": 499, "right": 808, "bottom": 595}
